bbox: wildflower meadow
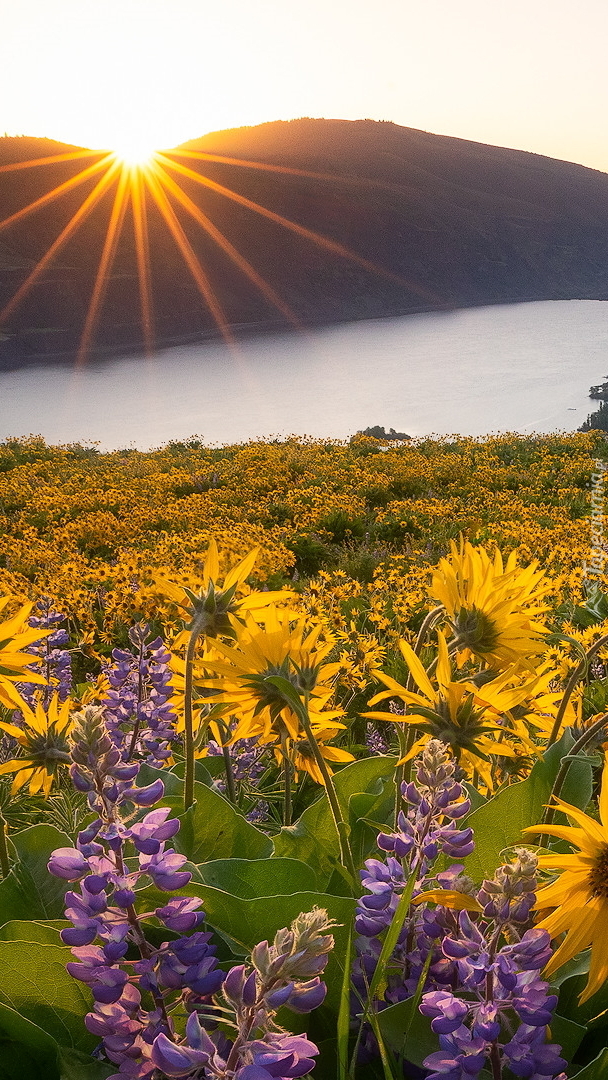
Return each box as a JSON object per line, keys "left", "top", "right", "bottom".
{"left": 1, "top": 430, "right": 608, "bottom": 1080}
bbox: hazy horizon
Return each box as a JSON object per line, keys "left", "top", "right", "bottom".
{"left": 3, "top": 0, "right": 607, "bottom": 174}
{"left": 4, "top": 117, "right": 608, "bottom": 179}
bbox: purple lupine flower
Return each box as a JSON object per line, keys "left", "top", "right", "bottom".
{"left": 48, "top": 847, "right": 90, "bottom": 880}
{"left": 50, "top": 703, "right": 331, "bottom": 1080}
{"left": 150, "top": 909, "right": 333, "bottom": 1080}
{"left": 102, "top": 623, "right": 179, "bottom": 767}
{"left": 15, "top": 596, "right": 72, "bottom": 707}
{"left": 353, "top": 741, "right": 566, "bottom": 1080}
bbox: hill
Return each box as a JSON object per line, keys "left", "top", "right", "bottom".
{"left": 1, "top": 119, "right": 607, "bottom": 364}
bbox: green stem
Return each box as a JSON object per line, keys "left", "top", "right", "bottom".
{"left": 300, "top": 695, "right": 357, "bottom": 884}
{"left": 220, "top": 735, "right": 237, "bottom": 805}
{"left": 280, "top": 728, "right": 293, "bottom": 825}
{"left": 540, "top": 712, "right": 608, "bottom": 837}
{"left": 393, "top": 725, "right": 408, "bottom": 828}
{"left": 411, "top": 605, "right": 445, "bottom": 664}
{"left": 184, "top": 623, "right": 203, "bottom": 813}
{"left": 547, "top": 632, "right": 608, "bottom": 747}
{"left": 0, "top": 813, "right": 9, "bottom": 878}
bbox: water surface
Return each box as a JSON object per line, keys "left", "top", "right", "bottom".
{"left": 1, "top": 300, "right": 607, "bottom": 449}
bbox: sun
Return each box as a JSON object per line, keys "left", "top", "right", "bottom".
{"left": 110, "top": 141, "right": 158, "bottom": 169}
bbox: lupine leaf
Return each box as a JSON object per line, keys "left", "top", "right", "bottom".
{"left": 0, "top": 825, "right": 72, "bottom": 923}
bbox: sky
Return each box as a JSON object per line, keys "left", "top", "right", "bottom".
{"left": 2, "top": 0, "right": 608, "bottom": 172}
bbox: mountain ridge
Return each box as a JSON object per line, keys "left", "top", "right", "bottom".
{"left": 1, "top": 118, "right": 607, "bottom": 367}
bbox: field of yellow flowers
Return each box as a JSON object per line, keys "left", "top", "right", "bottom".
{"left": 1, "top": 430, "right": 608, "bottom": 1080}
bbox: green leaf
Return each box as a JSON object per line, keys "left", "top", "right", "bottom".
{"left": 0, "top": 941, "right": 95, "bottom": 1051}
{"left": 56, "top": 1047, "right": 113, "bottom": 1080}
{"left": 0, "top": 921, "right": 64, "bottom": 944}
{"left": 0, "top": 1000, "right": 59, "bottom": 1060}
{"left": 556, "top": 965, "right": 608, "bottom": 1028}
{"left": 164, "top": 781, "right": 273, "bottom": 862}
{"left": 463, "top": 731, "right": 593, "bottom": 881}
{"left": 551, "top": 950, "right": 591, "bottom": 988}
{"left": 136, "top": 763, "right": 185, "bottom": 796}
{"left": 570, "top": 1049, "right": 608, "bottom": 1079}
{"left": 0, "top": 1036, "right": 53, "bottom": 1080}
{"left": 192, "top": 857, "right": 317, "bottom": 896}
{"left": 0, "top": 825, "right": 73, "bottom": 923}
{"left": 169, "top": 759, "right": 215, "bottom": 787}
{"left": 550, "top": 1013, "right": 586, "bottom": 1064}
{"left": 274, "top": 757, "right": 396, "bottom": 885}
{"left": 337, "top": 924, "right": 353, "bottom": 1080}
{"left": 375, "top": 997, "right": 437, "bottom": 1066}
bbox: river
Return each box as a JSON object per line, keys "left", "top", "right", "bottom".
{"left": 0, "top": 300, "right": 607, "bottom": 449}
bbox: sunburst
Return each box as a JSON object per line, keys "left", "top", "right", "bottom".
{"left": 0, "top": 135, "right": 441, "bottom": 364}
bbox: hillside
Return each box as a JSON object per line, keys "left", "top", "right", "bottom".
{"left": 1, "top": 119, "right": 608, "bottom": 365}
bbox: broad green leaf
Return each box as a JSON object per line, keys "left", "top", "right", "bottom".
{"left": 56, "top": 1046, "right": 113, "bottom": 1080}
{"left": 0, "top": 941, "right": 95, "bottom": 1051}
{"left": 551, "top": 950, "right": 591, "bottom": 988}
{"left": 192, "top": 857, "right": 318, "bottom": 896}
{"left": 0, "top": 1000, "right": 59, "bottom": 1060}
{"left": 0, "top": 921, "right": 64, "bottom": 944}
{"left": 136, "top": 762, "right": 185, "bottom": 796}
{"left": 169, "top": 759, "right": 215, "bottom": 787}
{"left": 550, "top": 1013, "right": 586, "bottom": 1064}
{"left": 570, "top": 1049, "right": 608, "bottom": 1079}
{"left": 0, "top": 1036, "right": 52, "bottom": 1080}
{"left": 463, "top": 732, "right": 593, "bottom": 881}
{"left": 274, "top": 756, "right": 396, "bottom": 885}
{"left": 556, "top": 965, "right": 608, "bottom": 1028}
{"left": 0, "top": 825, "right": 72, "bottom": 924}
{"left": 164, "top": 781, "right": 273, "bottom": 862}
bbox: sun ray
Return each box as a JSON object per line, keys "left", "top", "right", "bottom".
{"left": 166, "top": 147, "right": 363, "bottom": 183}
{"left": 143, "top": 160, "right": 234, "bottom": 345}
{"left": 0, "top": 154, "right": 114, "bottom": 232}
{"left": 0, "top": 149, "right": 107, "bottom": 174}
{"left": 77, "top": 164, "right": 131, "bottom": 366}
{"left": 0, "top": 159, "right": 121, "bottom": 326}
{"left": 157, "top": 154, "right": 441, "bottom": 304}
{"left": 152, "top": 158, "right": 299, "bottom": 328}
{"left": 167, "top": 147, "right": 422, "bottom": 200}
{"left": 130, "top": 164, "right": 154, "bottom": 354}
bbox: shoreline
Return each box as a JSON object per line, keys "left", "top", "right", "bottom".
{"left": 0, "top": 294, "right": 605, "bottom": 374}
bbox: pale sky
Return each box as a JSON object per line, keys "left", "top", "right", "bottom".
{"left": 2, "top": 0, "right": 608, "bottom": 172}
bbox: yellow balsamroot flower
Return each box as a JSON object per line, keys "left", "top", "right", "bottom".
{"left": 0, "top": 693, "right": 73, "bottom": 796}
{"left": 199, "top": 607, "right": 344, "bottom": 744}
{"left": 150, "top": 537, "right": 292, "bottom": 639}
{"left": 0, "top": 596, "right": 52, "bottom": 710}
{"left": 490, "top": 662, "right": 580, "bottom": 748}
{"left": 430, "top": 539, "right": 551, "bottom": 671}
{"left": 524, "top": 755, "right": 608, "bottom": 1002}
{"left": 365, "top": 632, "right": 539, "bottom": 790}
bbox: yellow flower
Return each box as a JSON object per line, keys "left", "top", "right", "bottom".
{"left": 0, "top": 597, "right": 51, "bottom": 710}
{"left": 365, "top": 632, "right": 538, "bottom": 789}
{"left": 524, "top": 754, "right": 608, "bottom": 1002}
{"left": 0, "top": 693, "right": 73, "bottom": 796}
{"left": 430, "top": 539, "right": 551, "bottom": 670}
{"left": 151, "top": 537, "right": 291, "bottom": 639}
{"left": 198, "top": 606, "right": 348, "bottom": 762}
